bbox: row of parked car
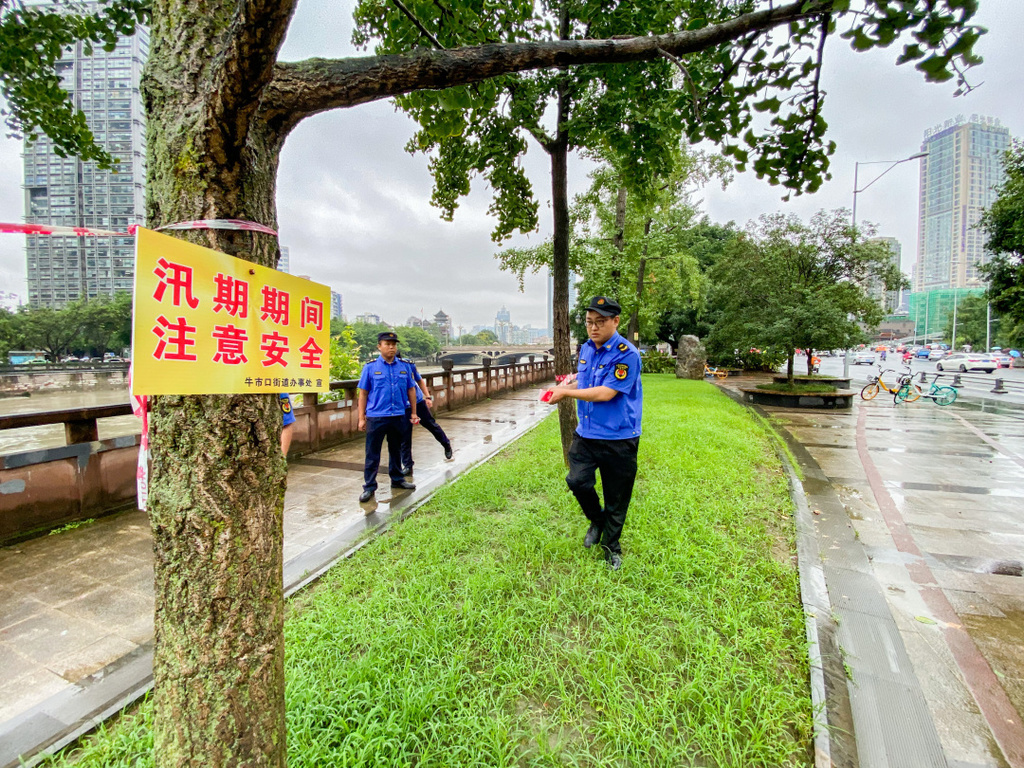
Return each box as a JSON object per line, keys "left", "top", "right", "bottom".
{"left": 851, "top": 345, "right": 1019, "bottom": 373}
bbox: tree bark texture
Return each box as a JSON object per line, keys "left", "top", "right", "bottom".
{"left": 143, "top": 2, "right": 295, "bottom": 766}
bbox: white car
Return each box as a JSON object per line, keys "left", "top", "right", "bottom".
{"left": 927, "top": 349, "right": 948, "bottom": 360}
{"left": 936, "top": 352, "right": 997, "bottom": 373}
{"left": 853, "top": 352, "right": 876, "bottom": 365}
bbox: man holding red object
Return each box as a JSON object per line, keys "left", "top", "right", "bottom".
{"left": 545, "top": 297, "right": 642, "bottom": 570}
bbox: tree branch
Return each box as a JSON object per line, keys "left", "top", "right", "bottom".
{"left": 261, "top": 0, "right": 834, "bottom": 139}
{"left": 657, "top": 48, "right": 700, "bottom": 119}
{"left": 390, "top": 0, "right": 445, "bottom": 50}
{"left": 791, "top": 15, "right": 830, "bottom": 177}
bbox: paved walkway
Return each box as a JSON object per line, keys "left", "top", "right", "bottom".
{"left": 0, "top": 390, "right": 551, "bottom": 767}
{"left": 719, "top": 373, "right": 1024, "bottom": 768}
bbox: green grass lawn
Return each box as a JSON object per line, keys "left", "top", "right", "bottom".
{"left": 45, "top": 376, "right": 812, "bottom": 767}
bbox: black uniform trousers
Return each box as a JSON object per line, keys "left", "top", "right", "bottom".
{"left": 363, "top": 415, "right": 406, "bottom": 491}
{"left": 401, "top": 401, "right": 451, "bottom": 470}
{"left": 565, "top": 434, "right": 639, "bottom": 554}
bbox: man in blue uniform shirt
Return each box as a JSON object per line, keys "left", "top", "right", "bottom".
{"left": 399, "top": 359, "right": 454, "bottom": 475}
{"left": 357, "top": 331, "right": 420, "bottom": 503}
{"left": 546, "top": 297, "right": 642, "bottom": 570}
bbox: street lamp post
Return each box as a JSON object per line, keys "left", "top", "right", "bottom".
{"left": 851, "top": 151, "right": 929, "bottom": 229}
{"left": 849, "top": 150, "right": 928, "bottom": 367}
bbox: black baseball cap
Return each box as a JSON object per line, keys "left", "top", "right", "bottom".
{"left": 586, "top": 296, "right": 621, "bottom": 317}
{"left": 377, "top": 331, "right": 399, "bottom": 343}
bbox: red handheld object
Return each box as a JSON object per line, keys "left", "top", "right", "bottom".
{"left": 540, "top": 373, "right": 577, "bottom": 402}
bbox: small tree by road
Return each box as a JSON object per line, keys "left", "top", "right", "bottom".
{"left": 981, "top": 140, "right": 1024, "bottom": 343}
{"left": 707, "top": 209, "right": 905, "bottom": 382}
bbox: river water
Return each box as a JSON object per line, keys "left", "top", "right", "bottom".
{"left": 0, "top": 364, "right": 488, "bottom": 455}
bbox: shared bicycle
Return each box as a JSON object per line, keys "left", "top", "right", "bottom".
{"left": 895, "top": 373, "right": 957, "bottom": 406}
{"left": 860, "top": 367, "right": 921, "bottom": 403}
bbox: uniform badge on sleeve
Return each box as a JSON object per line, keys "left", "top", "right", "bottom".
{"left": 280, "top": 398, "right": 292, "bottom": 414}
{"left": 617, "top": 342, "right": 628, "bottom": 352}
{"left": 614, "top": 363, "right": 629, "bottom": 380}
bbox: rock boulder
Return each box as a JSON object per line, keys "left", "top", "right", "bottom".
{"left": 675, "top": 335, "right": 706, "bottom": 379}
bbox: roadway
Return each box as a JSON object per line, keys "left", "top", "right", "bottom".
{"left": 818, "top": 354, "right": 1024, "bottom": 408}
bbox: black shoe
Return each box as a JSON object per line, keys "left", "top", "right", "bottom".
{"left": 401, "top": 465, "right": 413, "bottom": 477}
{"left": 444, "top": 444, "right": 453, "bottom": 460}
{"left": 606, "top": 551, "right": 622, "bottom": 571}
{"left": 391, "top": 480, "right": 416, "bottom": 491}
{"left": 583, "top": 524, "right": 601, "bottom": 549}
{"left": 359, "top": 488, "right": 374, "bottom": 503}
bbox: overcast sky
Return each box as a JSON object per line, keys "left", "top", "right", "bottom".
{"left": 1, "top": 1, "right": 1021, "bottom": 330}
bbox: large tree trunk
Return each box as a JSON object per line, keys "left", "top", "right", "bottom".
{"left": 143, "top": 3, "right": 294, "bottom": 765}
{"left": 626, "top": 218, "right": 653, "bottom": 344}
{"left": 548, "top": 79, "right": 577, "bottom": 462}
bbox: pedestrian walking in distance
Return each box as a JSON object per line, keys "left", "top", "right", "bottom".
{"left": 356, "top": 331, "right": 420, "bottom": 503}
{"left": 545, "top": 296, "right": 642, "bottom": 570}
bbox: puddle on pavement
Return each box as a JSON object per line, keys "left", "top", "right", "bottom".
{"left": 932, "top": 553, "right": 1024, "bottom": 577}
{"left": 891, "top": 480, "right": 996, "bottom": 496}
{"left": 961, "top": 611, "right": 1024, "bottom": 723}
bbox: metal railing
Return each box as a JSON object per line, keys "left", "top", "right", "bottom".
{"left": 918, "top": 370, "right": 1024, "bottom": 396}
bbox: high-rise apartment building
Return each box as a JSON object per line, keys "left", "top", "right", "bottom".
{"left": 330, "top": 291, "right": 342, "bottom": 320}
{"left": 868, "top": 237, "right": 902, "bottom": 313}
{"left": 495, "top": 305, "right": 511, "bottom": 343}
{"left": 278, "top": 245, "right": 291, "bottom": 274}
{"left": 913, "top": 115, "right": 1010, "bottom": 293}
{"left": 23, "top": 2, "right": 148, "bottom": 307}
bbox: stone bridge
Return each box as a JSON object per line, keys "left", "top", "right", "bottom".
{"left": 437, "top": 345, "right": 553, "bottom": 366}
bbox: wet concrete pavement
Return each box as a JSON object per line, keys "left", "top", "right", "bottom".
{"left": 0, "top": 389, "right": 550, "bottom": 767}
{"left": 720, "top": 372, "right": 1024, "bottom": 768}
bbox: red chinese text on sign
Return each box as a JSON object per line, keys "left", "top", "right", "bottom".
{"left": 152, "top": 315, "right": 198, "bottom": 361}
{"left": 213, "top": 274, "right": 249, "bottom": 318}
{"left": 260, "top": 332, "right": 289, "bottom": 367}
{"left": 260, "top": 286, "right": 289, "bottom": 325}
{"left": 153, "top": 258, "right": 200, "bottom": 309}
{"left": 298, "top": 337, "right": 325, "bottom": 369}
{"left": 212, "top": 325, "right": 249, "bottom": 365}
{"left": 300, "top": 297, "right": 324, "bottom": 331}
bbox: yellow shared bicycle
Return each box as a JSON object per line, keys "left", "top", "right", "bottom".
{"left": 860, "top": 367, "right": 922, "bottom": 403}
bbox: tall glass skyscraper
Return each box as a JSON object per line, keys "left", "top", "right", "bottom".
{"left": 22, "top": 2, "right": 148, "bottom": 307}
{"left": 913, "top": 115, "right": 1010, "bottom": 293}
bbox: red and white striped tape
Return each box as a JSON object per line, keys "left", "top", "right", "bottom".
{"left": 0, "top": 222, "right": 129, "bottom": 237}
{"left": 127, "top": 364, "right": 149, "bottom": 511}
{"left": 0, "top": 219, "right": 278, "bottom": 237}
